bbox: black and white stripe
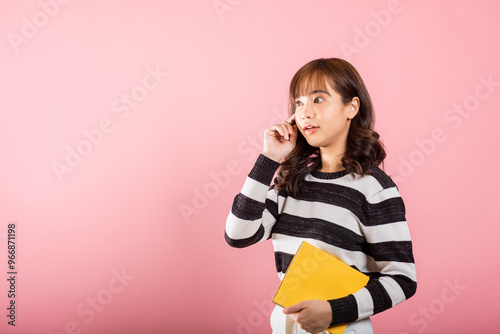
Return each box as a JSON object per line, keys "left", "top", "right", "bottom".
{"left": 225, "top": 154, "right": 417, "bottom": 326}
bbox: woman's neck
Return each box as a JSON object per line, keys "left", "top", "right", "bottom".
{"left": 318, "top": 148, "right": 346, "bottom": 173}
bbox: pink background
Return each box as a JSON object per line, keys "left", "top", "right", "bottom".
{"left": 1, "top": 0, "right": 499, "bottom": 333}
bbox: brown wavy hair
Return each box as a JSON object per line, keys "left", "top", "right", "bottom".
{"left": 275, "top": 58, "right": 386, "bottom": 197}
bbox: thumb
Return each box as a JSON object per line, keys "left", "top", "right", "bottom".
{"left": 283, "top": 301, "right": 306, "bottom": 315}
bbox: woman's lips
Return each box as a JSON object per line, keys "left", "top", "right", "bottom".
{"left": 304, "top": 126, "right": 319, "bottom": 135}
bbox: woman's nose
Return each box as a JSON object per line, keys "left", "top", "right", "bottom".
{"left": 300, "top": 103, "right": 314, "bottom": 119}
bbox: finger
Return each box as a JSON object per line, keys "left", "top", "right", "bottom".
{"left": 278, "top": 123, "right": 291, "bottom": 140}
{"left": 283, "top": 302, "right": 305, "bottom": 314}
{"left": 281, "top": 121, "right": 297, "bottom": 139}
{"left": 269, "top": 125, "right": 285, "bottom": 138}
{"left": 281, "top": 120, "right": 292, "bottom": 131}
{"left": 271, "top": 123, "right": 289, "bottom": 140}
{"left": 286, "top": 113, "right": 296, "bottom": 124}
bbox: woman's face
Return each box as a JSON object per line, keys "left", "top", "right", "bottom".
{"left": 293, "top": 80, "right": 358, "bottom": 150}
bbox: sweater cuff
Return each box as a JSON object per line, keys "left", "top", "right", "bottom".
{"left": 248, "top": 154, "right": 281, "bottom": 186}
{"left": 328, "top": 295, "right": 358, "bottom": 326}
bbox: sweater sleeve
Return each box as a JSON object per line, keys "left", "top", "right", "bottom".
{"left": 225, "top": 154, "right": 282, "bottom": 248}
{"left": 327, "top": 186, "right": 417, "bottom": 326}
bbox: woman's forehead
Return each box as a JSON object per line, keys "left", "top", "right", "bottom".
{"left": 293, "top": 72, "right": 333, "bottom": 98}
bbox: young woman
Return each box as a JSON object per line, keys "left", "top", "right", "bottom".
{"left": 225, "top": 58, "right": 416, "bottom": 334}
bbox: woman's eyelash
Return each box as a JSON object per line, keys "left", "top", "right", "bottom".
{"left": 295, "top": 96, "right": 323, "bottom": 105}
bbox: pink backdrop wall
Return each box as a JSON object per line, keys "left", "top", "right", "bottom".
{"left": 1, "top": 0, "right": 499, "bottom": 333}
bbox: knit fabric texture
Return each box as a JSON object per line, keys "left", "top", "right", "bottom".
{"left": 225, "top": 154, "right": 417, "bottom": 326}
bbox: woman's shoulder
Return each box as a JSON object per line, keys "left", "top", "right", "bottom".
{"left": 335, "top": 166, "right": 401, "bottom": 201}
{"left": 366, "top": 166, "right": 399, "bottom": 190}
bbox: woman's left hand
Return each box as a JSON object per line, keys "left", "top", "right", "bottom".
{"left": 283, "top": 300, "right": 332, "bottom": 334}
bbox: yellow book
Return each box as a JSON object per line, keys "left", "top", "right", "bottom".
{"left": 272, "top": 241, "right": 369, "bottom": 334}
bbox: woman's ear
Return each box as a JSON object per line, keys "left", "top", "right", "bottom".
{"left": 346, "top": 97, "right": 360, "bottom": 120}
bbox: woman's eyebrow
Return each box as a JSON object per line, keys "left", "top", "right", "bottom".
{"left": 309, "top": 89, "right": 331, "bottom": 96}
{"left": 294, "top": 89, "right": 331, "bottom": 99}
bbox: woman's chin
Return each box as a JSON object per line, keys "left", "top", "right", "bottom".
{"left": 305, "top": 139, "right": 321, "bottom": 148}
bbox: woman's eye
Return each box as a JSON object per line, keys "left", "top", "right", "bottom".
{"left": 295, "top": 100, "right": 303, "bottom": 106}
{"left": 314, "top": 97, "right": 324, "bottom": 103}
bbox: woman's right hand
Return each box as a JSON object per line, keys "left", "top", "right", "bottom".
{"left": 262, "top": 114, "right": 298, "bottom": 163}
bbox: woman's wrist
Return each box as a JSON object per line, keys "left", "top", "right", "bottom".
{"left": 261, "top": 151, "right": 282, "bottom": 163}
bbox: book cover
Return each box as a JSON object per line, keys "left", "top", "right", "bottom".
{"left": 272, "top": 241, "right": 369, "bottom": 334}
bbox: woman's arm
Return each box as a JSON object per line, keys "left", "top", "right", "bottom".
{"left": 224, "top": 154, "right": 282, "bottom": 248}
{"left": 226, "top": 114, "right": 298, "bottom": 247}
{"left": 328, "top": 185, "right": 417, "bottom": 325}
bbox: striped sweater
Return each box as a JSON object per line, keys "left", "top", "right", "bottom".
{"left": 225, "top": 154, "right": 417, "bottom": 326}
